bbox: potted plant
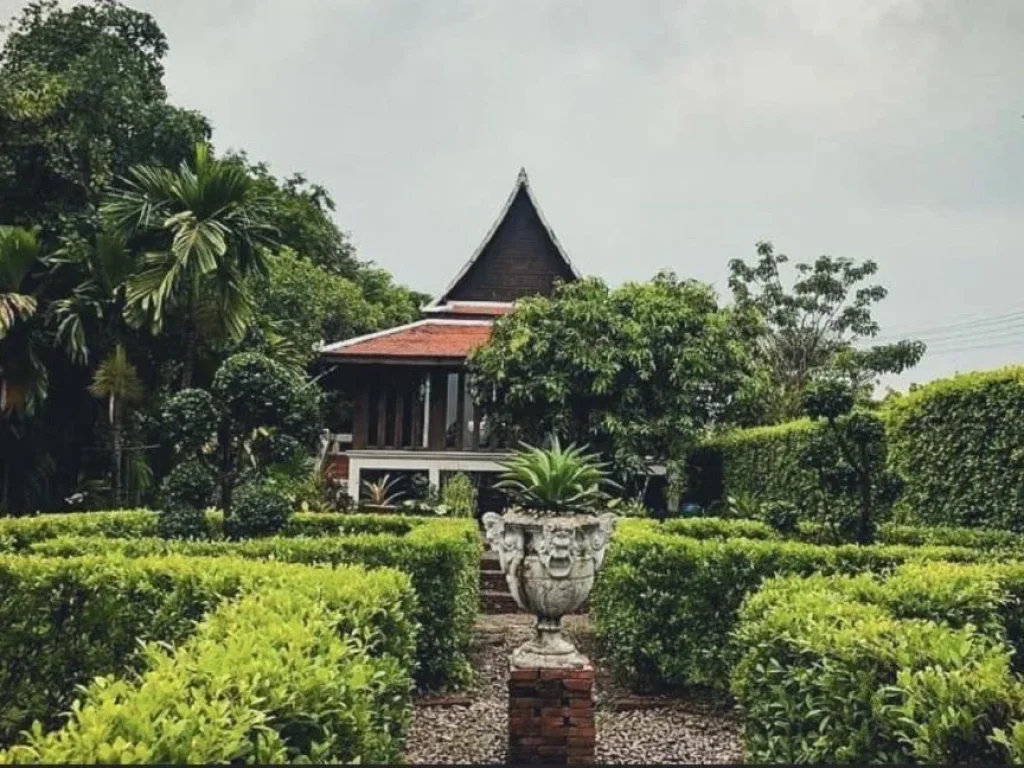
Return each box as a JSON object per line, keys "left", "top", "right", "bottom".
{"left": 483, "top": 437, "right": 618, "bottom": 668}
{"left": 359, "top": 474, "right": 404, "bottom": 514}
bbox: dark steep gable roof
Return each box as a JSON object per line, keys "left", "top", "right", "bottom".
{"left": 427, "top": 168, "right": 581, "bottom": 308}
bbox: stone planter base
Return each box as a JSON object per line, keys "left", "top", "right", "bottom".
{"left": 508, "top": 660, "right": 596, "bottom": 765}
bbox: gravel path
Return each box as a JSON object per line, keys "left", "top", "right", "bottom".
{"left": 404, "top": 614, "right": 742, "bottom": 765}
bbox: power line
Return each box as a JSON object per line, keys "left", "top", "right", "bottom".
{"left": 923, "top": 338, "right": 1024, "bottom": 357}
{"left": 871, "top": 310, "right": 1024, "bottom": 344}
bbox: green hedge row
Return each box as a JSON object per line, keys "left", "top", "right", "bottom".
{"left": 0, "top": 558, "right": 416, "bottom": 764}
{"left": 661, "top": 515, "right": 1024, "bottom": 555}
{"left": 28, "top": 519, "right": 480, "bottom": 691}
{"left": 591, "top": 520, "right": 987, "bottom": 692}
{"left": 733, "top": 561, "right": 1024, "bottom": 763}
{"left": 887, "top": 366, "right": 1024, "bottom": 530}
{"left": 0, "top": 554, "right": 415, "bottom": 751}
{"left": 0, "top": 509, "right": 421, "bottom": 550}
{"left": 688, "top": 420, "right": 825, "bottom": 512}
{"left": 689, "top": 365, "right": 1024, "bottom": 531}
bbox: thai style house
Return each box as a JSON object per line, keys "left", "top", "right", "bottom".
{"left": 318, "top": 169, "right": 581, "bottom": 504}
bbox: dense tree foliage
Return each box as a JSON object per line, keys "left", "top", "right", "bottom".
{"left": 729, "top": 241, "right": 925, "bottom": 423}
{"left": 159, "top": 352, "right": 321, "bottom": 536}
{"left": 470, "top": 273, "right": 763, "bottom": 490}
{"left": 0, "top": 1, "right": 423, "bottom": 514}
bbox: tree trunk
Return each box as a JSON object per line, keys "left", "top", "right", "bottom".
{"left": 856, "top": 442, "right": 874, "bottom": 545}
{"left": 111, "top": 396, "right": 123, "bottom": 507}
{"left": 180, "top": 292, "right": 198, "bottom": 390}
{"left": 181, "top": 323, "right": 198, "bottom": 390}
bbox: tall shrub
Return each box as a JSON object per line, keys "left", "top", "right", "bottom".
{"left": 887, "top": 366, "right": 1024, "bottom": 531}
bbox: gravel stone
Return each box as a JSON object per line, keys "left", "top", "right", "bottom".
{"left": 403, "top": 614, "right": 742, "bottom": 765}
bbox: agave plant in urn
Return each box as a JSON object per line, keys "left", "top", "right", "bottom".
{"left": 484, "top": 437, "right": 618, "bottom": 668}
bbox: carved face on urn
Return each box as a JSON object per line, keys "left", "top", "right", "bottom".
{"left": 535, "top": 523, "right": 576, "bottom": 578}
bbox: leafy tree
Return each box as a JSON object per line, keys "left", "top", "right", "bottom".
{"left": 471, "top": 273, "right": 761, "bottom": 488}
{"left": 799, "top": 378, "right": 902, "bottom": 544}
{"left": 102, "top": 143, "right": 278, "bottom": 388}
{"left": 160, "top": 353, "right": 321, "bottom": 530}
{"left": 0, "top": 0, "right": 209, "bottom": 235}
{"left": 729, "top": 241, "right": 924, "bottom": 422}
{"left": 88, "top": 344, "right": 143, "bottom": 505}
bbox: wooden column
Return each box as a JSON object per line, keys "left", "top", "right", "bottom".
{"left": 410, "top": 373, "right": 424, "bottom": 450}
{"left": 455, "top": 370, "right": 466, "bottom": 450}
{"left": 393, "top": 390, "right": 405, "bottom": 447}
{"left": 353, "top": 387, "right": 370, "bottom": 449}
{"left": 375, "top": 389, "right": 387, "bottom": 447}
{"left": 428, "top": 370, "right": 447, "bottom": 450}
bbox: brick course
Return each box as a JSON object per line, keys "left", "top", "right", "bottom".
{"left": 508, "top": 662, "right": 595, "bottom": 765}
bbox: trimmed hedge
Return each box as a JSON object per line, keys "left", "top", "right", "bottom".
{"left": 733, "top": 561, "right": 1024, "bottom": 763}
{"left": 689, "top": 420, "right": 826, "bottom": 511}
{"left": 0, "top": 555, "right": 416, "bottom": 749}
{"left": 661, "top": 517, "right": 779, "bottom": 541}
{"left": 887, "top": 366, "right": 1024, "bottom": 530}
{"left": 591, "top": 521, "right": 985, "bottom": 692}
{"left": 1, "top": 559, "right": 416, "bottom": 764}
{"left": 661, "top": 515, "right": 1024, "bottom": 555}
{"left": 0, "top": 509, "right": 421, "bottom": 551}
{"left": 29, "top": 519, "right": 480, "bottom": 690}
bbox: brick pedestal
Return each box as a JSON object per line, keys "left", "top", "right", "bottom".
{"left": 508, "top": 662, "right": 595, "bottom": 765}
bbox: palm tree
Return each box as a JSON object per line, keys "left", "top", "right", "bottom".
{"left": 0, "top": 226, "right": 46, "bottom": 414}
{"left": 48, "top": 231, "right": 135, "bottom": 366}
{"left": 89, "top": 344, "right": 144, "bottom": 505}
{"left": 102, "top": 143, "right": 277, "bottom": 388}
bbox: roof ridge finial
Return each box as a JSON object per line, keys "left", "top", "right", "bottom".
{"left": 517, "top": 166, "right": 529, "bottom": 183}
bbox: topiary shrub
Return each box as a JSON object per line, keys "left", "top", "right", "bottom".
{"left": 160, "top": 459, "right": 215, "bottom": 510}
{"left": 157, "top": 458, "right": 216, "bottom": 539}
{"left": 887, "top": 366, "right": 1024, "bottom": 530}
{"left": 225, "top": 481, "right": 292, "bottom": 539}
{"left": 156, "top": 505, "right": 208, "bottom": 540}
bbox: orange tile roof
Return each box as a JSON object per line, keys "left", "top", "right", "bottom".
{"left": 322, "top": 320, "right": 493, "bottom": 360}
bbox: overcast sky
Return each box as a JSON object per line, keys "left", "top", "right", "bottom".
{"left": 5, "top": 0, "right": 1023, "bottom": 389}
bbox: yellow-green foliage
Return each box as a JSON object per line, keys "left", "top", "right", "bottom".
{"left": 886, "top": 366, "right": 1024, "bottom": 530}
{"left": 733, "top": 561, "right": 1024, "bottom": 764}
{"left": 1, "top": 562, "right": 416, "bottom": 764}
{"left": 0, "top": 510, "right": 158, "bottom": 550}
{"left": 0, "top": 509, "right": 424, "bottom": 551}
{"left": 0, "top": 555, "right": 416, "bottom": 758}
{"left": 25, "top": 516, "right": 480, "bottom": 690}
{"left": 591, "top": 522, "right": 986, "bottom": 691}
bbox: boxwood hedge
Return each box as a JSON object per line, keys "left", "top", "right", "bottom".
{"left": 591, "top": 520, "right": 986, "bottom": 691}
{"left": 887, "top": 366, "right": 1024, "bottom": 530}
{"left": 0, "top": 555, "right": 415, "bottom": 751}
{"left": 0, "top": 558, "right": 416, "bottom": 764}
{"left": 27, "top": 518, "right": 479, "bottom": 691}
{"left": 0, "top": 509, "right": 421, "bottom": 551}
{"left": 733, "top": 561, "right": 1024, "bottom": 763}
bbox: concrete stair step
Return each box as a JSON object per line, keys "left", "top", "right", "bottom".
{"left": 481, "top": 590, "right": 523, "bottom": 614}
{"left": 480, "top": 569, "right": 508, "bottom": 591}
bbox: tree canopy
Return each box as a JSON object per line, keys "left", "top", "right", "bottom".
{"left": 729, "top": 241, "right": 925, "bottom": 422}
{"left": 0, "top": 0, "right": 424, "bottom": 514}
{"left": 470, "top": 273, "right": 763, "bottom": 488}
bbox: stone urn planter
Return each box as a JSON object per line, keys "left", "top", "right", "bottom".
{"left": 482, "top": 509, "right": 616, "bottom": 668}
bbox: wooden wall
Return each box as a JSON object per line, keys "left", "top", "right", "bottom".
{"left": 446, "top": 187, "right": 576, "bottom": 303}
